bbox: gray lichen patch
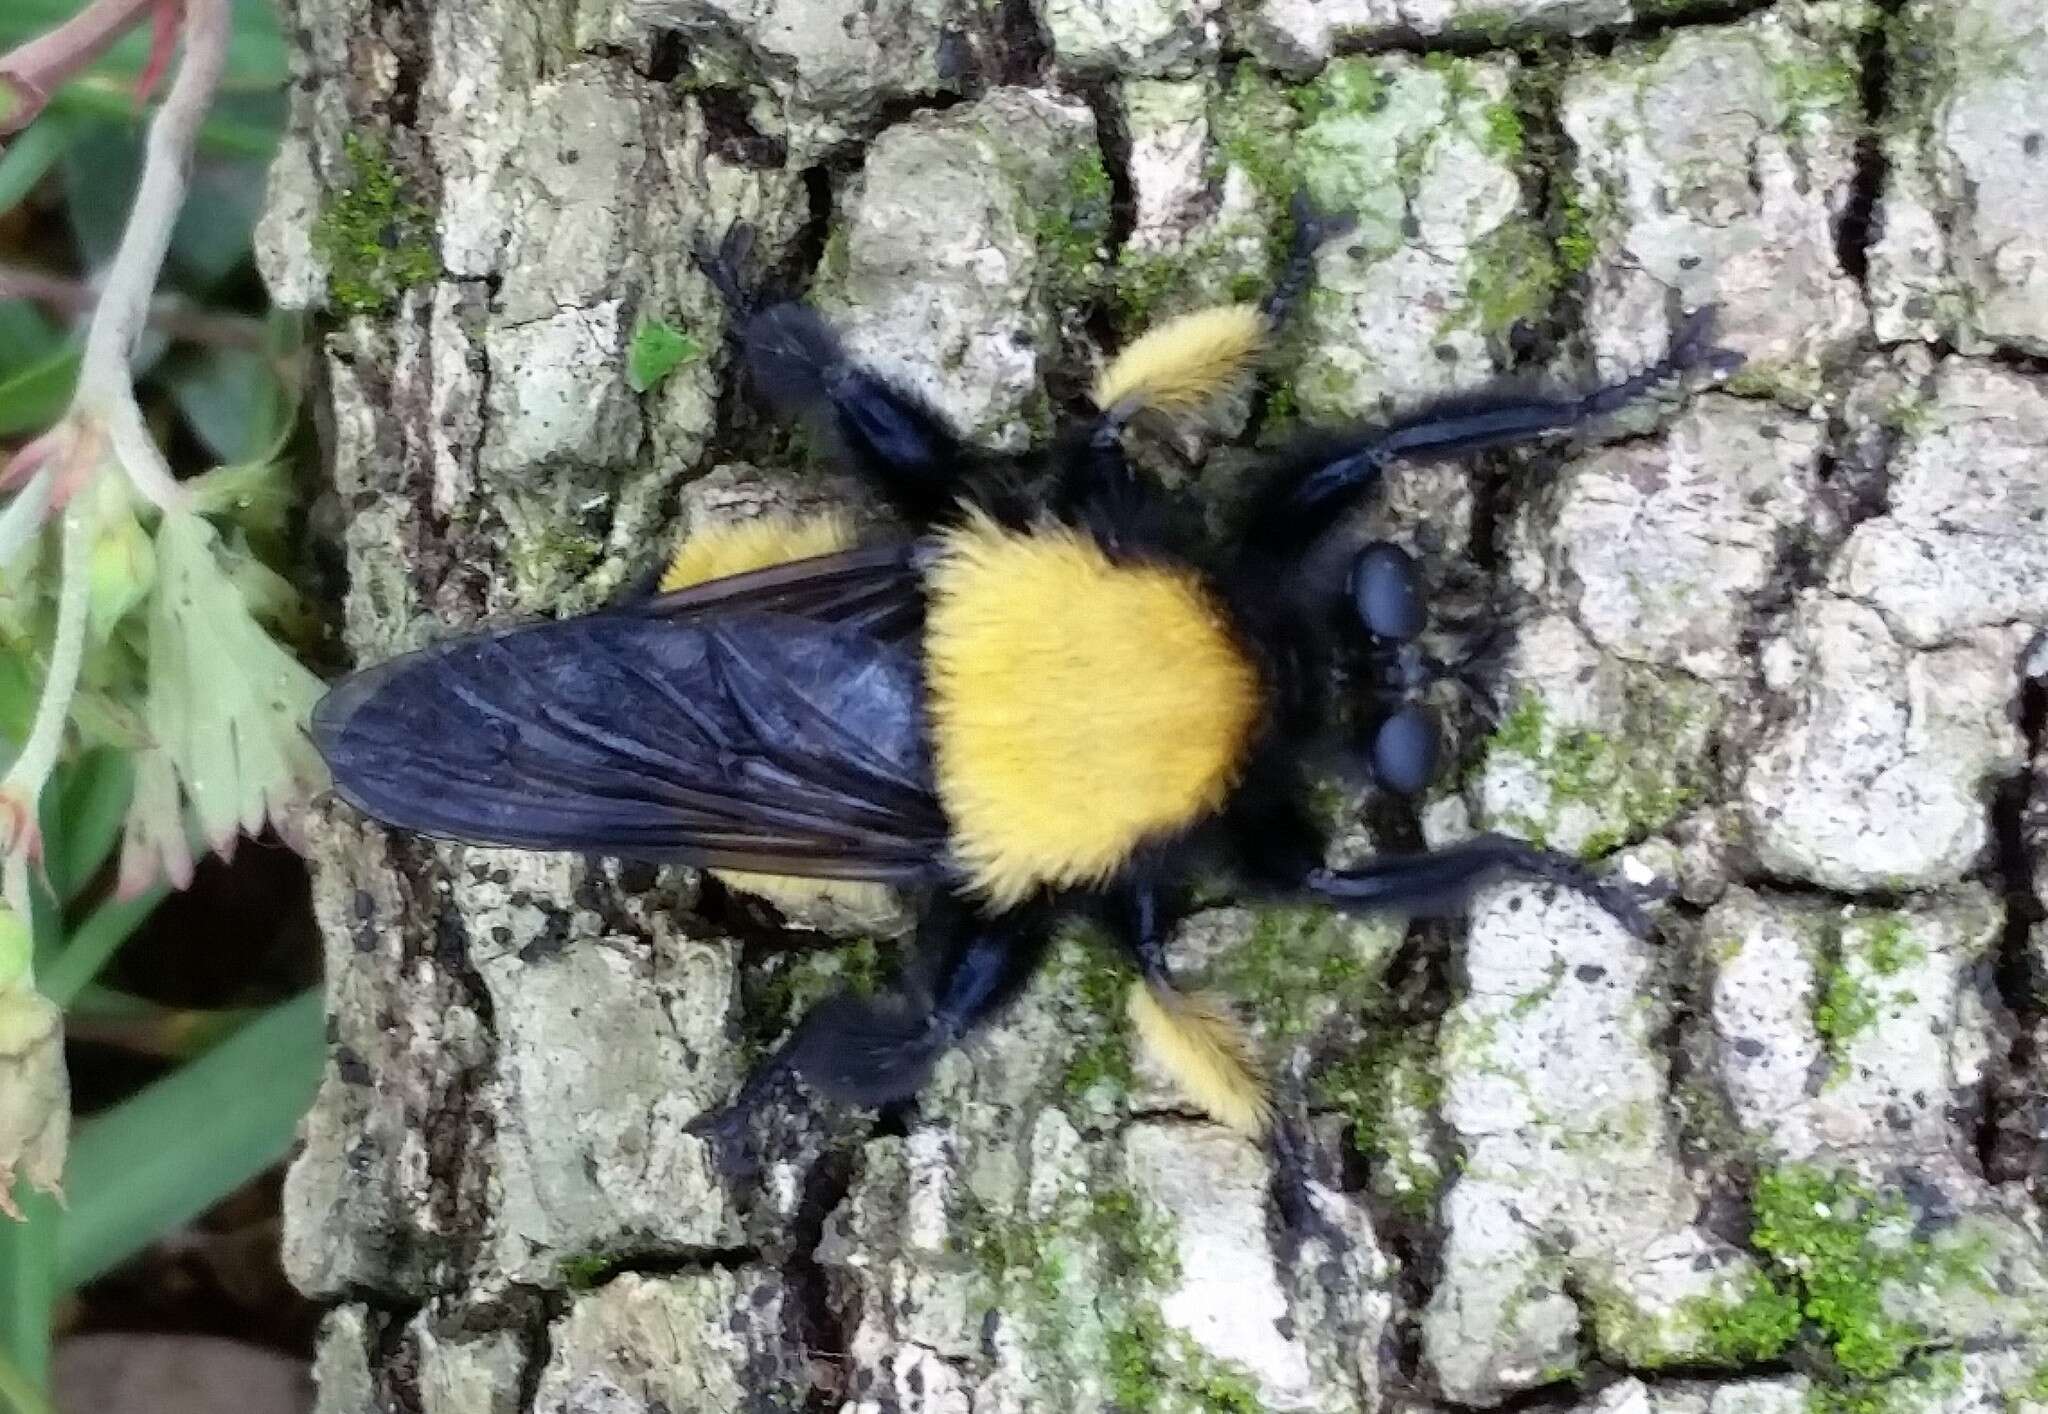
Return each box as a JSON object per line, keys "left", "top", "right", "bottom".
{"left": 1425, "top": 880, "right": 1772, "bottom": 1399}
{"left": 1111, "top": 74, "right": 1277, "bottom": 330}
{"left": 448, "top": 849, "right": 745, "bottom": 1283}
{"left": 1703, "top": 889, "right": 2048, "bottom": 1363}
{"left": 814, "top": 88, "right": 1103, "bottom": 451}
{"left": 284, "top": 812, "right": 495, "bottom": 1299}
{"left": 1169, "top": 905, "right": 1405, "bottom": 1055}
{"left": 1511, "top": 395, "right": 1825, "bottom": 680}
{"left": 1470, "top": 615, "right": 1721, "bottom": 859}
{"left": 1831, "top": 359, "right": 2048, "bottom": 650}
{"left": 1568, "top": 1376, "right": 1813, "bottom": 1414}
{"left": 1704, "top": 887, "right": 2002, "bottom": 1165}
{"left": 467, "top": 76, "right": 805, "bottom": 608}
{"left": 1228, "top": 0, "right": 1635, "bottom": 75}
{"left": 530, "top": 1270, "right": 806, "bottom": 1412}
{"left": 1870, "top": 0, "right": 2048, "bottom": 353}
{"left": 407, "top": 1316, "right": 528, "bottom": 1414}
{"left": 821, "top": 1108, "right": 1389, "bottom": 1414}
{"left": 1289, "top": 55, "right": 1552, "bottom": 416}
{"left": 1561, "top": 6, "right": 1868, "bottom": 400}
{"left": 310, "top": 1307, "right": 376, "bottom": 1414}
{"left": 1739, "top": 595, "right": 2026, "bottom": 892}
{"left": 1036, "top": 0, "right": 1221, "bottom": 78}
{"left": 627, "top": 0, "right": 990, "bottom": 162}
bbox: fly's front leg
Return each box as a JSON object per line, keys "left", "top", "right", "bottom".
{"left": 1261, "top": 190, "right": 1358, "bottom": 332}
{"left": 1240, "top": 306, "right": 1745, "bottom": 559}
{"left": 1302, "top": 833, "right": 1656, "bottom": 937}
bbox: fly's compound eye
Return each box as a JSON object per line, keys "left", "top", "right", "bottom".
{"left": 1350, "top": 541, "right": 1425, "bottom": 643}
{"left": 1371, "top": 704, "right": 1441, "bottom": 796}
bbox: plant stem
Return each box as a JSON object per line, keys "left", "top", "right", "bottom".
{"left": 0, "top": 0, "right": 157, "bottom": 137}
{"left": 0, "top": 1338, "right": 55, "bottom": 1414}
{"left": 70, "top": 0, "right": 230, "bottom": 514}
{"left": 0, "top": 467, "right": 52, "bottom": 578}
{"left": 0, "top": 263, "right": 268, "bottom": 351}
{"left": 0, "top": 501, "right": 90, "bottom": 888}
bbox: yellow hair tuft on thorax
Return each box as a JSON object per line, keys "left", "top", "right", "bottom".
{"left": 1128, "top": 980, "right": 1270, "bottom": 1134}
{"left": 923, "top": 512, "right": 1262, "bottom": 907}
{"left": 1091, "top": 304, "right": 1267, "bottom": 429}
{"left": 660, "top": 512, "right": 858, "bottom": 592}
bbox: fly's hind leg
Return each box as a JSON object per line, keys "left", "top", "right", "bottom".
{"left": 690, "top": 895, "right": 1053, "bottom": 1171}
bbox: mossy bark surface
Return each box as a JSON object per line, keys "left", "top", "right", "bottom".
{"left": 260, "top": 0, "right": 2048, "bottom": 1410}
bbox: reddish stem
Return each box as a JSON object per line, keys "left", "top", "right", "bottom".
{"left": 0, "top": 0, "right": 159, "bottom": 136}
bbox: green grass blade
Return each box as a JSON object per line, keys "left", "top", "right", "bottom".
{"left": 57, "top": 988, "right": 322, "bottom": 1288}
{"left": 39, "top": 887, "right": 164, "bottom": 1009}
{"left": 0, "top": 1347, "right": 56, "bottom": 1414}
{"left": 0, "top": 1189, "right": 59, "bottom": 1402}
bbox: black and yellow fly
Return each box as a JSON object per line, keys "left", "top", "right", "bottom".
{"left": 313, "top": 215, "right": 1736, "bottom": 1150}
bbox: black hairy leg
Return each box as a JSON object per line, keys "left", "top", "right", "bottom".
{"left": 1302, "top": 833, "right": 1655, "bottom": 938}
{"left": 789, "top": 894, "right": 1053, "bottom": 1106}
{"left": 1240, "top": 305, "right": 1745, "bottom": 559}
{"left": 1261, "top": 190, "right": 1358, "bottom": 331}
{"left": 694, "top": 223, "right": 970, "bottom": 524}
{"left": 690, "top": 895, "right": 1053, "bottom": 1164}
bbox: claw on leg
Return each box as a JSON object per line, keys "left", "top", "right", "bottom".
{"left": 693, "top": 221, "right": 756, "bottom": 314}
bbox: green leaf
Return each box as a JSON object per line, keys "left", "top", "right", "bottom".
{"left": 0, "top": 1188, "right": 58, "bottom": 1397}
{"left": 42, "top": 749, "right": 135, "bottom": 903}
{"left": 42, "top": 86, "right": 281, "bottom": 159}
{"left": 168, "top": 153, "right": 272, "bottom": 288}
{"left": 0, "top": 655, "right": 35, "bottom": 747}
{"left": 0, "top": 303, "right": 63, "bottom": 372}
{"left": 57, "top": 988, "right": 323, "bottom": 1288}
{"left": 166, "top": 348, "right": 286, "bottom": 463}
{"left": 57, "top": 124, "right": 139, "bottom": 273}
{"left": 0, "top": 345, "right": 78, "bottom": 440}
{"left": 627, "top": 316, "right": 702, "bottom": 393}
{"left": 0, "top": 117, "right": 72, "bottom": 219}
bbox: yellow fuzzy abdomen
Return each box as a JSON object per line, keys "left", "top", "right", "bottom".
{"left": 924, "top": 514, "right": 1262, "bottom": 907}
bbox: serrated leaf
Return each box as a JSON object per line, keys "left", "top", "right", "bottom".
{"left": 627, "top": 316, "right": 702, "bottom": 393}
{"left": 118, "top": 512, "right": 326, "bottom": 891}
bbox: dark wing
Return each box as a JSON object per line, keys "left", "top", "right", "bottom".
{"left": 312, "top": 603, "right": 950, "bottom": 883}
{"left": 638, "top": 541, "right": 925, "bottom": 643}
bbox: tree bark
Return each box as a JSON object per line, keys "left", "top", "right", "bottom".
{"left": 258, "top": 0, "right": 2048, "bottom": 1410}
